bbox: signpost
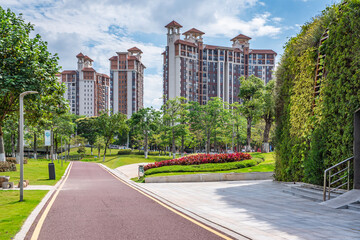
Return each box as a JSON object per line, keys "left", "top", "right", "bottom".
{"left": 44, "top": 130, "right": 51, "bottom": 146}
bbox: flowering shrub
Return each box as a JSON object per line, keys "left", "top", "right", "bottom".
{"left": 144, "top": 152, "right": 252, "bottom": 171}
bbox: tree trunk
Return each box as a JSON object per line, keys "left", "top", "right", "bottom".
{"left": 67, "top": 143, "right": 70, "bottom": 159}
{"left": 55, "top": 132, "right": 58, "bottom": 160}
{"left": 16, "top": 125, "right": 20, "bottom": 163}
{"left": 34, "top": 133, "right": 37, "bottom": 159}
{"left": 50, "top": 129, "right": 54, "bottom": 163}
{"left": 98, "top": 147, "right": 100, "bottom": 158}
{"left": 103, "top": 143, "right": 108, "bottom": 162}
{"left": 144, "top": 132, "right": 148, "bottom": 159}
{"left": 206, "top": 131, "right": 211, "bottom": 154}
{"left": 91, "top": 145, "right": 93, "bottom": 155}
{"left": 214, "top": 131, "right": 217, "bottom": 153}
{"left": 11, "top": 133, "right": 16, "bottom": 157}
{"left": 262, "top": 117, "right": 272, "bottom": 153}
{"left": 171, "top": 128, "right": 176, "bottom": 159}
{"left": 231, "top": 124, "right": 234, "bottom": 152}
{"left": 236, "top": 125, "right": 240, "bottom": 152}
{"left": 246, "top": 117, "right": 252, "bottom": 152}
{"left": 181, "top": 135, "right": 185, "bottom": 157}
{"left": 0, "top": 126, "right": 5, "bottom": 162}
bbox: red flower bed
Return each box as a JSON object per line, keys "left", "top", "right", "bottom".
{"left": 144, "top": 152, "right": 252, "bottom": 171}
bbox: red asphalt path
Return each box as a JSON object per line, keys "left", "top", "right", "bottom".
{"left": 27, "top": 162, "right": 229, "bottom": 240}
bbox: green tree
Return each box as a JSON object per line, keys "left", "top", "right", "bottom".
{"left": 97, "top": 112, "right": 128, "bottom": 162}
{"left": 239, "top": 75, "right": 264, "bottom": 152}
{"left": 162, "top": 97, "right": 189, "bottom": 158}
{"left": 230, "top": 102, "right": 247, "bottom": 152}
{"left": 0, "top": 8, "right": 64, "bottom": 161}
{"left": 76, "top": 117, "right": 99, "bottom": 155}
{"left": 189, "top": 97, "right": 227, "bottom": 154}
{"left": 71, "top": 135, "right": 86, "bottom": 157}
{"left": 261, "top": 79, "right": 276, "bottom": 153}
{"left": 94, "top": 136, "right": 105, "bottom": 158}
{"left": 130, "top": 108, "right": 159, "bottom": 159}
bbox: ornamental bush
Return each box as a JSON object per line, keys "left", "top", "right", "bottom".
{"left": 275, "top": 1, "right": 360, "bottom": 185}
{"left": 117, "top": 149, "right": 132, "bottom": 155}
{"left": 0, "top": 162, "right": 16, "bottom": 172}
{"left": 144, "top": 152, "right": 252, "bottom": 171}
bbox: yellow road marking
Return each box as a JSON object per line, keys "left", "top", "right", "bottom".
{"left": 31, "top": 162, "right": 73, "bottom": 240}
{"left": 100, "top": 164, "right": 232, "bottom": 240}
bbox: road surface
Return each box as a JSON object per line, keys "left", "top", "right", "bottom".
{"left": 26, "top": 162, "right": 231, "bottom": 240}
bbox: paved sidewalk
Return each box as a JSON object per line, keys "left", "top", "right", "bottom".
{"left": 116, "top": 162, "right": 151, "bottom": 179}
{"left": 139, "top": 180, "right": 360, "bottom": 240}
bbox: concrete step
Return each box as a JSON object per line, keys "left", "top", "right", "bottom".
{"left": 347, "top": 201, "right": 360, "bottom": 212}
{"left": 283, "top": 186, "right": 341, "bottom": 202}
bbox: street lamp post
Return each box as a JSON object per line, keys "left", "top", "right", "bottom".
{"left": 19, "top": 91, "right": 38, "bottom": 202}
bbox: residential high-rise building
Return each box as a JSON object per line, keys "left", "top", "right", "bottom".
{"left": 109, "top": 47, "right": 145, "bottom": 118}
{"left": 61, "top": 53, "right": 110, "bottom": 116}
{"left": 162, "top": 20, "right": 276, "bottom": 105}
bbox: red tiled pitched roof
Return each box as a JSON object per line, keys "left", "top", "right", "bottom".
{"left": 61, "top": 70, "right": 77, "bottom": 74}
{"left": 165, "top": 20, "right": 182, "bottom": 28}
{"left": 183, "top": 28, "right": 205, "bottom": 35}
{"left": 76, "top": 52, "right": 84, "bottom": 58}
{"left": 109, "top": 56, "right": 117, "bottom": 61}
{"left": 82, "top": 67, "right": 96, "bottom": 72}
{"left": 127, "top": 47, "right": 143, "bottom": 53}
{"left": 84, "top": 56, "right": 94, "bottom": 62}
{"left": 250, "top": 49, "right": 277, "bottom": 55}
{"left": 174, "top": 39, "right": 197, "bottom": 47}
{"left": 231, "top": 34, "right": 252, "bottom": 41}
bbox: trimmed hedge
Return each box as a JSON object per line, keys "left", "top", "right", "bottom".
{"left": 275, "top": 1, "right": 360, "bottom": 184}
{"left": 117, "top": 149, "right": 132, "bottom": 155}
{"left": 0, "top": 162, "right": 16, "bottom": 172}
{"left": 6, "top": 157, "right": 28, "bottom": 164}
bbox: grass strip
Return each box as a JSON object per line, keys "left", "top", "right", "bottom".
{"left": 0, "top": 190, "right": 48, "bottom": 240}
{"left": 5, "top": 159, "right": 69, "bottom": 185}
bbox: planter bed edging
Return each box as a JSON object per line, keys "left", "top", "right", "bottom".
{"left": 145, "top": 172, "right": 274, "bottom": 183}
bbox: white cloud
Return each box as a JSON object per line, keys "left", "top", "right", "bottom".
{"left": 272, "top": 17, "right": 283, "bottom": 23}
{"left": 143, "top": 74, "right": 164, "bottom": 109}
{"left": 203, "top": 12, "right": 281, "bottom": 38}
{"left": 1, "top": 0, "right": 283, "bottom": 109}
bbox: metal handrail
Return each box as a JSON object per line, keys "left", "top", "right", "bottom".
{"left": 323, "top": 156, "right": 353, "bottom": 201}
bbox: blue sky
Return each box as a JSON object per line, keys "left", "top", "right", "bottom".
{"left": 1, "top": 0, "right": 341, "bottom": 109}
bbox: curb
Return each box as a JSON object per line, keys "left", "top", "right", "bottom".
{"left": 14, "top": 162, "right": 73, "bottom": 240}
{"left": 99, "top": 163, "right": 251, "bottom": 240}
{"left": 145, "top": 171, "right": 274, "bottom": 183}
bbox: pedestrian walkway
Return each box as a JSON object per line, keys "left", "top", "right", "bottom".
{"left": 25, "top": 162, "right": 233, "bottom": 240}
{"left": 139, "top": 180, "right": 360, "bottom": 240}
{"left": 116, "top": 162, "right": 150, "bottom": 179}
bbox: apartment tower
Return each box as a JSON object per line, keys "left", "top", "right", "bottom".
{"left": 109, "top": 47, "right": 145, "bottom": 118}
{"left": 61, "top": 53, "right": 110, "bottom": 116}
{"left": 163, "top": 20, "right": 276, "bottom": 105}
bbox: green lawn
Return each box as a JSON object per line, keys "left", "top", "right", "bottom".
{"left": 0, "top": 190, "right": 48, "bottom": 240}
{"left": 5, "top": 159, "right": 69, "bottom": 185}
{"left": 83, "top": 154, "right": 174, "bottom": 169}
{"left": 78, "top": 147, "right": 179, "bottom": 169}
{"left": 141, "top": 152, "right": 275, "bottom": 179}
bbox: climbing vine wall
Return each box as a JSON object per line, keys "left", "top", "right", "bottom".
{"left": 275, "top": 0, "right": 360, "bottom": 185}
